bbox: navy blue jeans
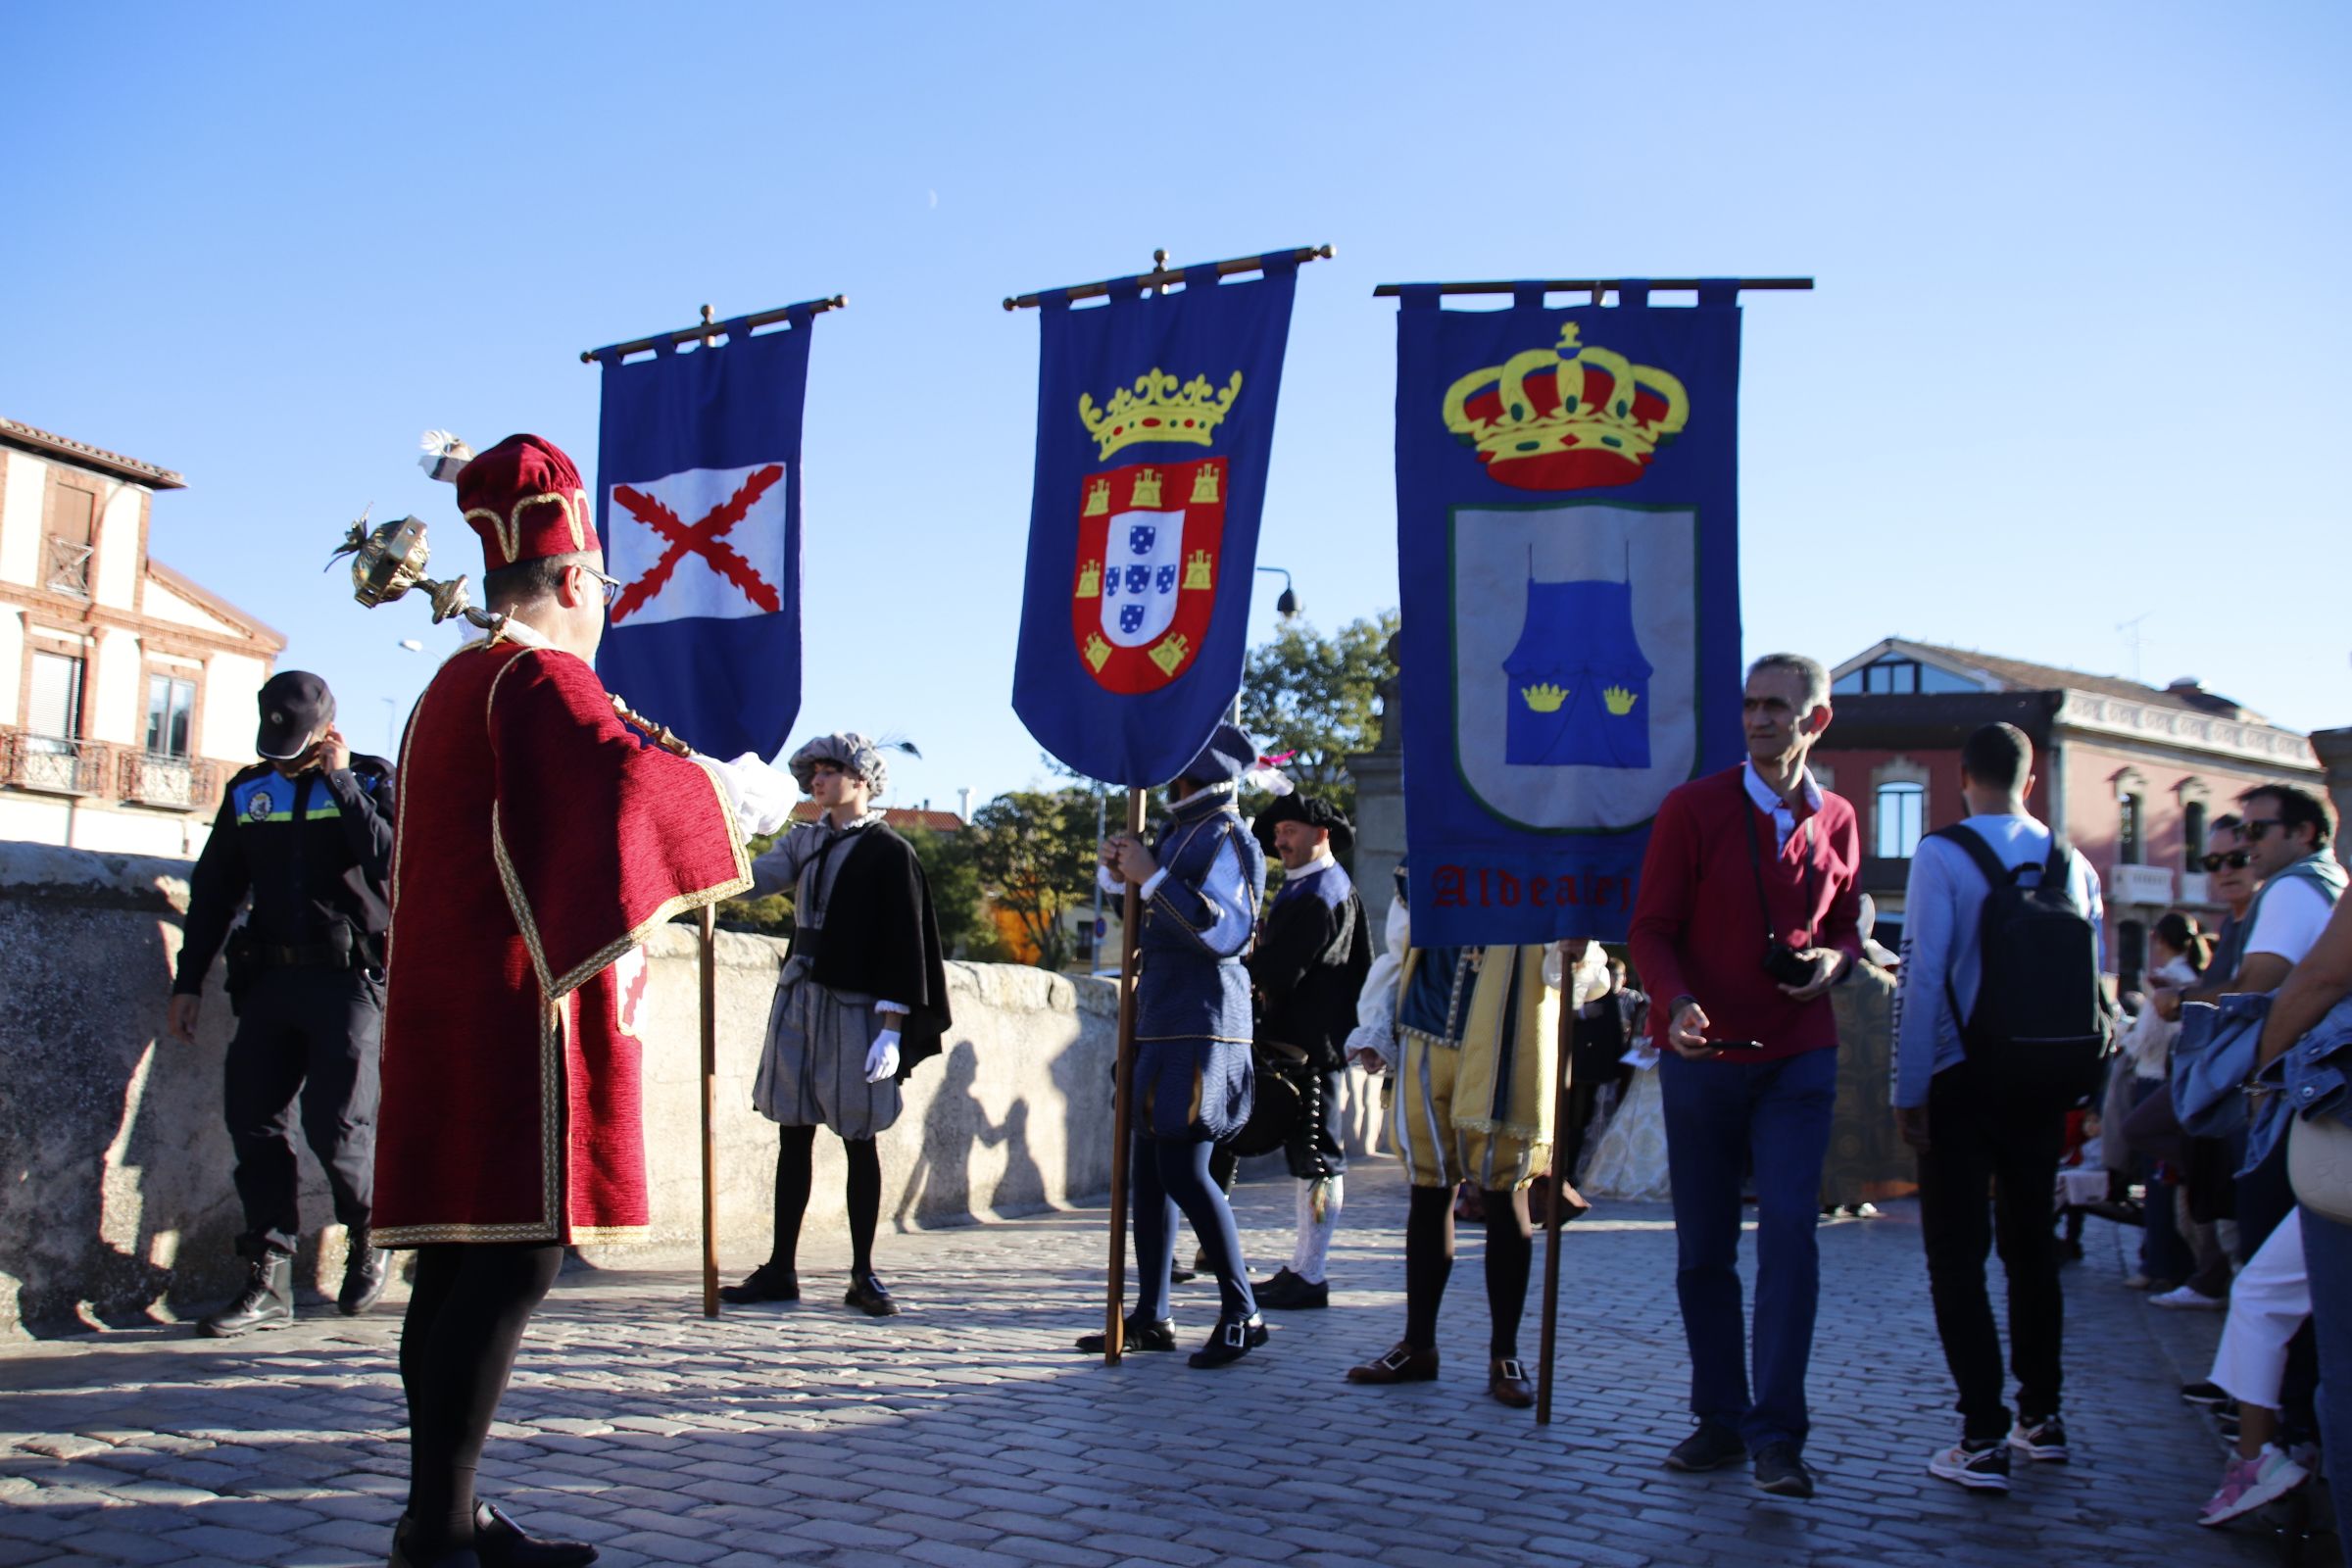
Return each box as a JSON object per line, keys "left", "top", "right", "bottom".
{"left": 2299, "top": 1203, "right": 2352, "bottom": 1568}
{"left": 1660, "top": 1045, "right": 1839, "bottom": 1454}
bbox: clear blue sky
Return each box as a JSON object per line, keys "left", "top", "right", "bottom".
{"left": 6, "top": 3, "right": 2345, "bottom": 807}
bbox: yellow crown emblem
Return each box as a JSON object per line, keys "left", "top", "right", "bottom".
{"left": 1520, "top": 682, "right": 1567, "bottom": 713}
{"left": 1077, "top": 560, "right": 1102, "bottom": 598}
{"left": 1603, "top": 685, "right": 1639, "bottom": 716}
{"left": 1190, "top": 466, "right": 1221, "bottom": 505}
{"left": 1443, "top": 324, "right": 1690, "bottom": 492}
{"left": 1084, "top": 478, "right": 1110, "bottom": 517}
{"left": 1130, "top": 468, "right": 1163, "bottom": 508}
{"left": 1183, "top": 550, "right": 1213, "bottom": 591}
{"left": 1080, "top": 369, "right": 1244, "bottom": 462}
{"left": 1085, "top": 633, "right": 1113, "bottom": 672}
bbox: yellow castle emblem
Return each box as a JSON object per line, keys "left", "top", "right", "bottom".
{"left": 1080, "top": 369, "right": 1244, "bottom": 462}
{"left": 1442, "top": 323, "right": 1689, "bottom": 492}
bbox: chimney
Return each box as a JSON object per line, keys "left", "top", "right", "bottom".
{"left": 957, "top": 787, "right": 973, "bottom": 821}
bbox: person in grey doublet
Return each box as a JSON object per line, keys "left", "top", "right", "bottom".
{"left": 721, "top": 732, "right": 949, "bottom": 1319}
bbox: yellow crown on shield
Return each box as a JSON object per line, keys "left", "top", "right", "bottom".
{"left": 1443, "top": 324, "right": 1689, "bottom": 490}
{"left": 1520, "top": 682, "right": 1568, "bottom": 712}
{"left": 1077, "top": 561, "right": 1102, "bottom": 598}
{"left": 1080, "top": 369, "right": 1244, "bottom": 461}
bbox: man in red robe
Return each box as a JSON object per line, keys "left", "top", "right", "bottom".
{"left": 373, "top": 433, "right": 777, "bottom": 1568}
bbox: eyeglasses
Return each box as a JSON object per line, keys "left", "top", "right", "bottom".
{"left": 2243, "top": 818, "right": 2288, "bottom": 842}
{"left": 2202, "top": 851, "right": 2251, "bottom": 872}
{"left": 571, "top": 563, "right": 622, "bottom": 608}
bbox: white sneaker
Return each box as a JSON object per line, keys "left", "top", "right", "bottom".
{"left": 2151, "top": 1285, "right": 2228, "bottom": 1311}
{"left": 1929, "top": 1438, "right": 2011, "bottom": 1492}
{"left": 2201, "top": 1445, "right": 2310, "bottom": 1525}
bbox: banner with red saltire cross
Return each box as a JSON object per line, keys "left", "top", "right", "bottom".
{"left": 587, "top": 306, "right": 822, "bottom": 760}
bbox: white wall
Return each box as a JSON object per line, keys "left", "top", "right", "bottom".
{"left": 0, "top": 608, "right": 20, "bottom": 726}
{"left": 201, "top": 652, "right": 266, "bottom": 762}
{"left": 0, "top": 795, "right": 70, "bottom": 846}
{"left": 141, "top": 574, "right": 236, "bottom": 636}
{"left": 89, "top": 626, "right": 142, "bottom": 746}
{"left": 93, "top": 486, "right": 142, "bottom": 610}
{"left": 0, "top": 451, "right": 43, "bottom": 588}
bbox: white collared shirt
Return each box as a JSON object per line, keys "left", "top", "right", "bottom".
{"left": 1741, "top": 760, "right": 1823, "bottom": 852}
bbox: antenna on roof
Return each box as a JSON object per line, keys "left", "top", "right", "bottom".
{"left": 2115, "top": 611, "right": 2154, "bottom": 684}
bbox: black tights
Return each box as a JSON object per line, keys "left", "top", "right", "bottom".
{"left": 1403, "top": 1184, "right": 1533, "bottom": 1358}
{"left": 399, "top": 1243, "right": 564, "bottom": 1553}
{"left": 769, "top": 1125, "right": 882, "bottom": 1277}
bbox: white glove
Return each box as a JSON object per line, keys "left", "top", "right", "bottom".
{"left": 698, "top": 751, "right": 795, "bottom": 837}
{"left": 864, "top": 1029, "right": 902, "bottom": 1084}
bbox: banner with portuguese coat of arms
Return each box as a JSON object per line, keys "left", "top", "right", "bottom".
{"left": 589, "top": 309, "right": 817, "bottom": 761}
{"left": 1394, "top": 284, "right": 1745, "bottom": 948}
{"left": 1011, "top": 260, "right": 1298, "bottom": 785}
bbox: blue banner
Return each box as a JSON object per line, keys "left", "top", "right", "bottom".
{"left": 1395, "top": 284, "right": 1744, "bottom": 947}
{"left": 1011, "top": 260, "right": 1298, "bottom": 786}
{"left": 589, "top": 310, "right": 816, "bottom": 760}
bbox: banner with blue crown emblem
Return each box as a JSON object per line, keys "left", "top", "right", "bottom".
{"left": 589, "top": 309, "right": 818, "bottom": 760}
{"left": 1394, "top": 284, "right": 1744, "bottom": 948}
{"left": 1011, "top": 260, "right": 1298, "bottom": 785}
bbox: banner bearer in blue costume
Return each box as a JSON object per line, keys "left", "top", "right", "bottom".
{"left": 1246, "top": 793, "right": 1371, "bottom": 1311}
{"left": 1075, "top": 722, "right": 1270, "bottom": 1367}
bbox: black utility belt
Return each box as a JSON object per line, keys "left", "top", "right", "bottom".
{"left": 228, "top": 928, "right": 380, "bottom": 973}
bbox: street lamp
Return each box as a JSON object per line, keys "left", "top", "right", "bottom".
{"left": 1256, "top": 565, "right": 1299, "bottom": 619}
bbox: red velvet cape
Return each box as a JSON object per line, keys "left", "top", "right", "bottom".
{"left": 371, "top": 635, "right": 751, "bottom": 1246}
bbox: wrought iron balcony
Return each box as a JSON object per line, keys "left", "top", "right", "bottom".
{"left": 121, "top": 750, "right": 220, "bottom": 809}
{"left": 0, "top": 729, "right": 107, "bottom": 795}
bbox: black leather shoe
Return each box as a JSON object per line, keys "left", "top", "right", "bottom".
{"left": 1753, "top": 1442, "right": 1817, "bottom": 1498}
{"left": 844, "top": 1271, "right": 900, "bottom": 1317}
{"left": 1189, "top": 1313, "right": 1268, "bottom": 1368}
{"left": 340, "top": 1230, "right": 390, "bottom": 1316}
{"left": 718, "top": 1263, "right": 800, "bottom": 1304}
{"left": 1663, "top": 1421, "right": 1747, "bottom": 1473}
{"left": 388, "top": 1514, "right": 484, "bottom": 1568}
{"left": 1075, "top": 1314, "right": 1177, "bottom": 1353}
{"left": 475, "top": 1500, "right": 598, "bottom": 1567}
{"left": 201, "top": 1253, "right": 293, "bottom": 1338}
{"left": 1258, "top": 1273, "right": 1327, "bottom": 1310}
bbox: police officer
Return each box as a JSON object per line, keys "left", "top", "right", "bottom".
{"left": 166, "top": 670, "right": 396, "bottom": 1337}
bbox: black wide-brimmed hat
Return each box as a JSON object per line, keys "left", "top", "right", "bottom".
{"left": 1175, "top": 721, "right": 1255, "bottom": 787}
{"left": 1251, "top": 792, "right": 1352, "bottom": 856}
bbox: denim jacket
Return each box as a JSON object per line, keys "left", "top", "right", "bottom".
{"left": 2252, "top": 993, "right": 2352, "bottom": 1165}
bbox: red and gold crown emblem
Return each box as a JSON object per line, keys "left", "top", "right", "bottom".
{"left": 1442, "top": 324, "right": 1689, "bottom": 491}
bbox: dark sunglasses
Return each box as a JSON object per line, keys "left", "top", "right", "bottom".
{"left": 2243, "top": 819, "right": 2290, "bottom": 842}
{"left": 2202, "top": 851, "right": 2251, "bottom": 872}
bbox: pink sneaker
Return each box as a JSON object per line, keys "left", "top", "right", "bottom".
{"left": 2200, "top": 1446, "right": 2310, "bottom": 1526}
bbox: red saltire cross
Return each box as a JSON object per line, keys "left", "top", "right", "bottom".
{"left": 609, "top": 465, "right": 785, "bottom": 623}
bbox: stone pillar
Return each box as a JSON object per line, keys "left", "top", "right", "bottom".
{"left": 2315, "top": 727, "right": 2352, "bottom": 871}
{"left": 1348, "top": 748, "right": 1403, "bottom": 940}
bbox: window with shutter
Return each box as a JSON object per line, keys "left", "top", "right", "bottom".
{"left": 43, "top": 483, "right": 96, "bottom": 598}
{"left": 27, "top": 652, "right": 83, "bottom": 741}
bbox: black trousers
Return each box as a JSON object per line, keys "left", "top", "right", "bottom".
{"left": 222, "top": 965, "right": 381, "bottom": 1256}
{"left": 1916, "top": 1060, "right": 2066, "bottom": 1440}
{"left": 1283, "top": 1066, "right": 1348, "bottom": 1181}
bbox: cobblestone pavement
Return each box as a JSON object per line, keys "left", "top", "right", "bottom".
{"left": 0, "top": 1161, "right": 2305, "bottom": 1567}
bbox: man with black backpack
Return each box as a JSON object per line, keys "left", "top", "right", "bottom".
{"left": 1891, "top": 722, "right": 2106, "bottom": 1494}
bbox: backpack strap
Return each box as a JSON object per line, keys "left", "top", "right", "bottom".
{"left": 1928, "top": 822, "right": 2020, "bottom": 887}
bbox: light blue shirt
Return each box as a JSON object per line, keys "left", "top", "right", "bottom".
{"left": 1890, "top": 812, "right": 2106, "bottom": 1109}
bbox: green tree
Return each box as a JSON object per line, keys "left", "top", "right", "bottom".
{"left": 902, "top": 821, "right": 1010, "bottom": 962}
{"left": 1240, "top": 609, "right": 1399, "bottom": 816}
{"left": 717, "top": 827, "right": 793, "bottom": 938}
{"left": 966, "top": 787, "right": 1100, "bottom": 970}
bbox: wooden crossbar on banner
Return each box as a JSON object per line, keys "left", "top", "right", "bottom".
{"left": 1004, "top": 244, "right": 1335, "bottom": 313}
{"left": 1371, "top": 277, "right": 1812, "bottom": 299}
{"left": 579, "top": 296, "right": 848, "bottom": 364}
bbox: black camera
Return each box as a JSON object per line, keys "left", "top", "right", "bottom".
{"left": 1762, "top": 941, "right": 1817, "bottom": 989}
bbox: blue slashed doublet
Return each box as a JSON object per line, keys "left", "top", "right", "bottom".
{"left": 1134, "top": 788, "right": 1267, "bottom": 1142}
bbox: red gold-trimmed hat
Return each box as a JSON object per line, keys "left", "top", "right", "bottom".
{"left": 456, "top": 433, "right": 597, "bottom": 570}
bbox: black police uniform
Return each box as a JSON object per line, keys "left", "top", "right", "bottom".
{"left": 175, "top": 752, "right": 395, "bottom": 1261}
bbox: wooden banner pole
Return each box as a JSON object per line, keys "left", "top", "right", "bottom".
{"left": 699, "top": 904, "right": 720, "bottom": 1319}
{"left": 1103, "top": 786, "right": 1148, "bottom": 1363}
{"left": 1370, "top": 276, "right": 1812, "bottom": 300}
{"left": 1004, "top": 244, "right": 1335, "bottom": 313}
{"left": 1537, "top": 977, "right": 1573, "bottom": 1424}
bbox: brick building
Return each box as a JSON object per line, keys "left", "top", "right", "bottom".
{"left": 0, "top": 417, "right": 283, "bottom": 857}
{"left": 1817, "top": 638, "right": 2326, "bottom": 989}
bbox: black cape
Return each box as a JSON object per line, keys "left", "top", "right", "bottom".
{"left": 791, "top": 824, "right": 952, "bottom": 1080}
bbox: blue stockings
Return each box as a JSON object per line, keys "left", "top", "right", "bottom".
{"left": 1132, "top": 1135, "right": 1256, "bottom": 1322}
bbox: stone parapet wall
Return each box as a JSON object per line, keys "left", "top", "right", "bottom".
{"left": 0, "top": 842, "right": 1119, "bottom": 1341}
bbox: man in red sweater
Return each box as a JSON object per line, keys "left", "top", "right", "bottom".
{"left": 1628, "top": 653, "right": 1863, "bottom": 1499}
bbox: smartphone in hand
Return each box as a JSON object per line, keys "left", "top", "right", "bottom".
{"left": 1709, "top": 1037, "right": 1769, "bottom": 1053}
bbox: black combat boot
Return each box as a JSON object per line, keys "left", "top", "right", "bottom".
{"left": 340, "top": 1228, "right": 390, "bottom": 1316}
{"left": 200, "top": 1252, "right": 294, "bottom": 1338}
